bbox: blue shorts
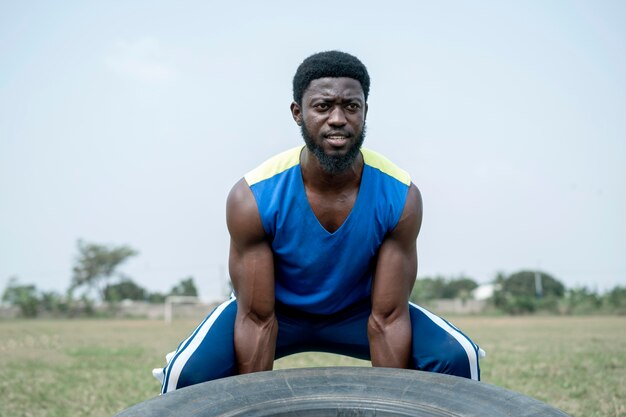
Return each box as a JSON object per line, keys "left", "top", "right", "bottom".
{"left": 157, "top": 298, "right": 482, "bottom": 393}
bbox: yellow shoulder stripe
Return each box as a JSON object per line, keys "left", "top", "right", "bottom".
{"left": 245, "top": 146, "right": 303, "bottom": 186}
{"left": 362, "top": 148, "right": 411, "bottom": 186}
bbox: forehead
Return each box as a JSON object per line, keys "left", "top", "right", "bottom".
{"left": 303, "top": 77, "right": 364, "bottom": 101}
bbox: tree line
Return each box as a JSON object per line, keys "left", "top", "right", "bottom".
{"left": 1, "top": 240, "right": 198, "bottom": 318}
{"left": 410, "top": 271, "right": 625, "bottom": 315}
{"left": 2, "top": 241, "right": 625, "bottom": 317}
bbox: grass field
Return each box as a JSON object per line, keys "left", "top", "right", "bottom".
{"left": 1, "top": 315, "right": 624, "bottom": 417}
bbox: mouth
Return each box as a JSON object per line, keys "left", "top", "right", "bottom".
{"left": 325, "top": 134, "right": 350, "bottom": 148}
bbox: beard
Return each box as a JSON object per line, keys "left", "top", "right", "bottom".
{"left": 300, "top": 122, "right": 366, "bottom": 174}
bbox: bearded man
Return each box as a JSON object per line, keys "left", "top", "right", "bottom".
{"left": 155, "top": 51, "right": 483, "bottom": 393}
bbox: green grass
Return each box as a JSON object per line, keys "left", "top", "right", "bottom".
{"left": 0, "top": 316, "right": 624, "bottom": 417}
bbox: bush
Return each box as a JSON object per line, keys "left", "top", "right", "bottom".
{"left": 563, "top": 287, "right": 603, "bottom": 315}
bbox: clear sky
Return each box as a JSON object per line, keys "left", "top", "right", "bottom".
{"left": 1, "top": 1, "right": 624, "bottom": 302}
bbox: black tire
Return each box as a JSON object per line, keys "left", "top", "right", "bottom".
{"left": 115, "top": 367, "right": 570, "bottom": 416}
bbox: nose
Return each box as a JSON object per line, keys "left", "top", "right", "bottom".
{"left": 327, "top": 106, "right": 347, "bottom": 127}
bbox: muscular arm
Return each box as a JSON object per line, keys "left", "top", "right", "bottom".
{"left": 368, "top": 184, "right": 423, "bottom": 368}
{"left": 226, "top": 178, "right": 277, "bottom": 374}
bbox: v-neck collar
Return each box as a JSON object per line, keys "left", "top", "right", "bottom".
{"left": 297, "top": 158, "right": 368, "bottom": 236}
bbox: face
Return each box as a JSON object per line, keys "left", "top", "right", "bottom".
{"left": 291, "top": 77, "right": 368, "bottom": 173}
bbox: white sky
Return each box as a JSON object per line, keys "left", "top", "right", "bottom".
{"left": 1, "top": 1, "right": 625, "bottom": 302}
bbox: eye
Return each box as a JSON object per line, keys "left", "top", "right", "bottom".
{"left": 315, "top": 103, "right": 330, "bottom": 111}
{"left": 346, "top": 103, "right": 360, "bottom": 111}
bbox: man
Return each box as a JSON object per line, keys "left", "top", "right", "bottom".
{"left": 155, "top": 51, "right": 482, "bottom": 394}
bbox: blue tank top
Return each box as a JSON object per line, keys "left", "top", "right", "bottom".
{"left": 244, "top": 146, "right": 411, "bottom": 314}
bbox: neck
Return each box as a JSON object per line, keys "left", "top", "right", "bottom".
{"left": 300, "top": 147, "right": 363, "bottom": 192}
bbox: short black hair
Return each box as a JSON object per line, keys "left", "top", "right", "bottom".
{"left": 292, "top": 51, "right": 370, "bottom": 105}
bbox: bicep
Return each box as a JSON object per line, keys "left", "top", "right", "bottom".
{"left": 227, "top": 179, "right": 275, "bottom": 319}
{"left": 371, "top": 184, "right": 423, "bottom": 315}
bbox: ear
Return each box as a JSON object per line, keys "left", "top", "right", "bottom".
{"left": 364, "top": 102, "right": 368, "bottom": 121}
{"left": 290, "top": 102, "right": 303, "bottom": 126}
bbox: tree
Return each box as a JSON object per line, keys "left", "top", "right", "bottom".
{"left": 146, "top": 292, "right": 166, "bottom": 304}
{"left": 40, "top": 290, "right": 68, "bottom": 315}
{"left": 411, "top": 276, "right": 445, "bottom": 303}
{"left": 169, "top": 277, "right": 198, "bottom": 297}
{"left": 104, "top": 279, "right": 147, "bottom": 302}
{"left": 605, "top": 286, "right": 626, "bottom": 314}
{"left": 410, "top": 275, "right": 478, "bottom": 304}
{"left": 493, "top": 270, "right": 565, "bottom": 314}
{"left": 70, "top": 240, "right": 138, "bottom": 301}
{"left": 2, "top": 277, "right": 39, "bottom": 317}
{"left": 441, "top": 276, "right": 478, "bottom": 300}
{"left": 499, "top": 270, "right": 565, "bottom": 298}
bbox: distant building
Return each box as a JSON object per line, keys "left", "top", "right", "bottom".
{"left": 472, "top": 284, "right": 495, "bottom": 301}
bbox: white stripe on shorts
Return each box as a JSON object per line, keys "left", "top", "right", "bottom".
{"left": 163, "top": 297, "right": 236, "bottom": 393}
{"left": 409, "top": 302, "right": 480, "bottom": 380}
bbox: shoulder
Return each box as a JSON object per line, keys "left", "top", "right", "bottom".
{"left": 226, "top": 178, "right": 266, "bottom": 244}
{"left": 229, "top": 147, "right": 303, "bottom": 241}
{"left": 392, "top": 183, "right": 423, "bottom": 240}
{"left": 361, "top": 148, "right": 411, "bottom": 186}
{"left": 405, "top": 183, "right": 423, "bottom": 218}
{"left": 244, "top": 146, "right": 303, "bottom": 187}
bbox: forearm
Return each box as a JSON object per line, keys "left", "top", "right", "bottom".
{"left": 234, "top": 312, "right": 278, "bottom": 374}
{"left": 367, "top": 310, "right": 411, "bottom": 368}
